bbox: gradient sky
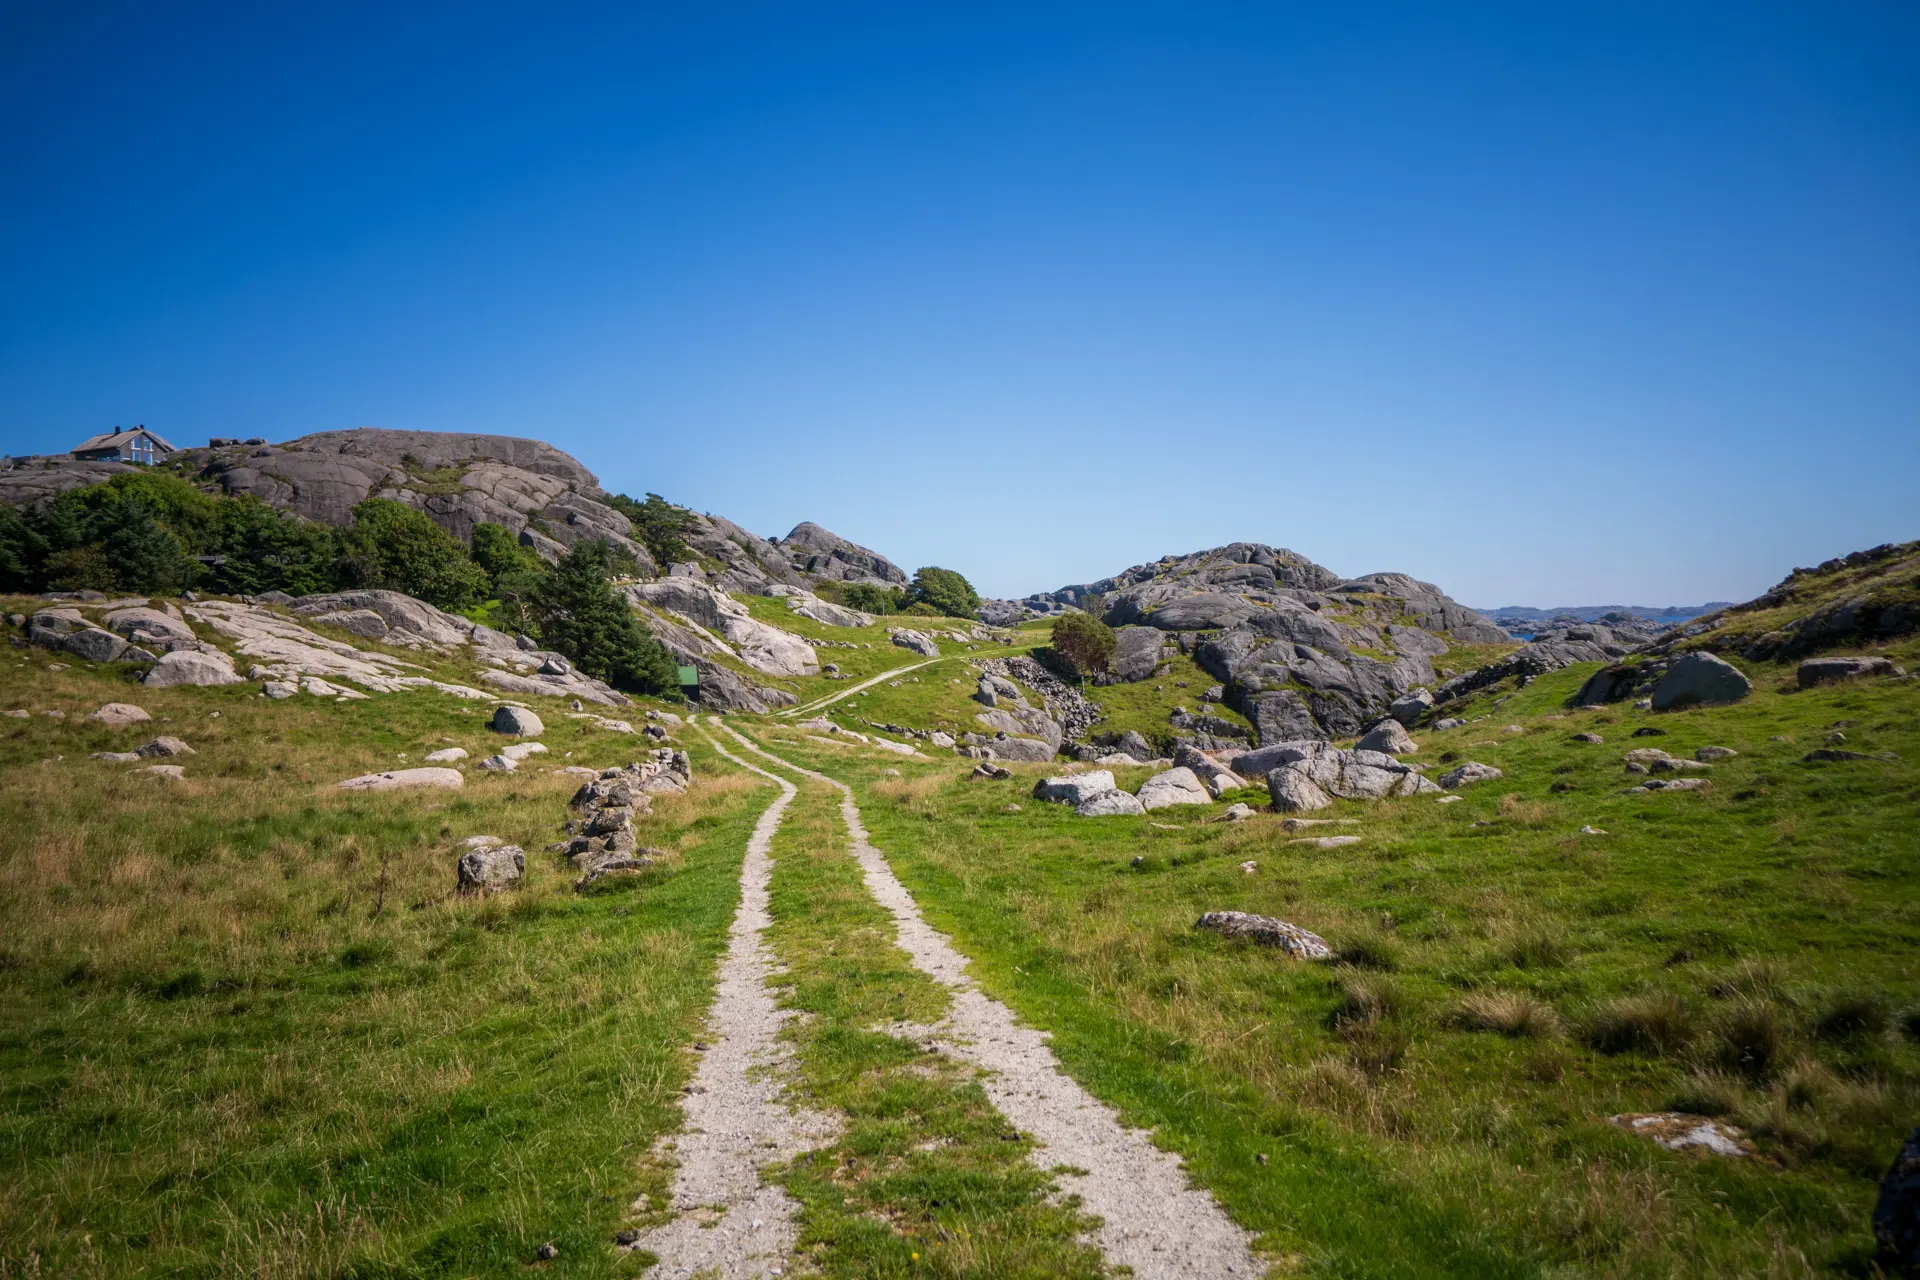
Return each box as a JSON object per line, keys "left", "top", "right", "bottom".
{"left": 3, "top": 2, "right": 1916, "bottom": 606}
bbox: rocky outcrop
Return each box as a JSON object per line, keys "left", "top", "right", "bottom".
{"left": 774, "top": 522, "right": 908, "bottom": 585}
{"left": 627, "top": 580, "right": 817, "bottom": 677}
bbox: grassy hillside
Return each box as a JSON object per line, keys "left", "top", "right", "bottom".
{"left": 0, "top": 636, "right": 770, "bottom": 1278}
{"left": 731, "top": 636, "right": 1920, "bottom": 1276}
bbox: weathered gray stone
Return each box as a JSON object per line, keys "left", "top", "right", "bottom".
{"left": 1033, "top": 771, "right": 1117, "bottom": 805}
{"left": 1266, "top": 766, "right": 1333, "bottom": 813}
{"left": 1650, "top": 651, "right": 1751, "bottom": 710}
{"left": 490, "top": 705, "right": 544, "bottom": 736}
{"left": 1075, "top": 789, "right": 1146, "bottom": 816}
{"left": 1355, "top": 719, "right": 1417, "bottom": 755}
{"left": 1194, "top": 910, "right": 1331, "bottom": 958}
{"left": 1438, "top": 761, "right": 1502, "bottom": 790}
{"left": 1136, "top": 767, "right": 1211, "bottom": 810}
{"left": 457, "top": 843, "right": 525, "bottom": 891}
{"left": 1797, "top": 655, "right": 1896, "bottom": 687}
{"left": 336, "top": 767, "right": 465, "bottom": 791}
{"left": 143, "top": 648, "right": 244, "bottom": 688}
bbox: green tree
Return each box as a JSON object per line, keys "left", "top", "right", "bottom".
{"left": 337, "top": 499, "right": 489, "bottom": 609}
{"left": 210, "top": 497, "right": 342, "bottom": 596}
{"left": 608, "top": 492, "right": 697, "bottom": 570}
{"left": 529, "top": 540, "right": 679, "bottom": 696}
{"left": 841, "top": 582, "right": 905, "bottom": 615}
{"left": 1049, "top": 612, "right": 1116, "bottom": 680}
{"left": 907, "top": 566, "right": 979, "bottom": 619}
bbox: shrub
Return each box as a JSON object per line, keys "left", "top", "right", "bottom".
{"left": 1582, "top": 993, "right": 1695, "bottom": 1056}
{"left": 906, "top": 566, "right": 979, "bottom": 619}
{"left": 1049, "top": 612, "right": 1116, "bottom": 679}
{"left": 528, "top": 540, "right": 679, "bottom": 696}
{"left": 338, "top": 499, "right": 489, "bottom": 609}
{"left": 1450, "top": 992, "right": 1563, "bottom": 1039}
{"left": 1811, "top": 990, "right": 1890, "bottom": 1042}
{"left": 1714, "top": 999, "right": 1785, "bottom": 1079}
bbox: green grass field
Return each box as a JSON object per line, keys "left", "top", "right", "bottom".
{"left": 3, "top": 585, "right": 1915, "bottom": 1277}
{"left": 733, "top": 643, "right": 1920, "bottom": 1276}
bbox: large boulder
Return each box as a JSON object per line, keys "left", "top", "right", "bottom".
{"left": 336, "top": 767, "right": 465, "bottom": 792}
{"left": 1355, "top": 719, "right": 1417, "bottom": 755}
{"left": 984, "top": 734, "right": 1054, "bottom": 762}
{"left": 890, "top": 628, "right": 940, "bottom": 658}
{"left": 1650, "top": 652, "right": 1751, "bottom": 710}
{"left": 457, "top": 843, "right": 525, "bottom": 891}
{"left": 143, "top": 648, "right": 244, "bottom": 688}
{"left": 1075, "top": 789, "right": 1146, "bottom": 816}
{"left": 490, "top": 705, "right": 545, "bottom": 736}
{"left": 1266, "top": 767, "right": 1333, "bottom": 813}
{"left": 1137, "top": 767, "right": 1211, "bottom": 810}
{"left": 1033, "top": 771, "right": 1117, "bottom": 805}
{"left": 1111, "top": 626, "right": 1174, "bottom": 682}
{"left": 1797, "top": 655, "right": 1897, "bottom": 687}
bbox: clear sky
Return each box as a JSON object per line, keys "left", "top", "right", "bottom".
{"left": 3, "top": 2, "right": 1916, "bottom": 607}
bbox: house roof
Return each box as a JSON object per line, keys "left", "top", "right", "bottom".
{"left": 72, "top": 428, "right": 178, "bottom": 454}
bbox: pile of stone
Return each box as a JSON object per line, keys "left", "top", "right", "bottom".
{"left": 557, "top": 748, "right": 690, "bottom": 888}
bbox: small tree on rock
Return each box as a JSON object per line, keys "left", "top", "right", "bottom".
{"left": 1049, "top": 612, "right": 1116, "bottom": 680}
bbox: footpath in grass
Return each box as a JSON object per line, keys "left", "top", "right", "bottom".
{"left": 741, "top": 656, "right": 1920, "bottom": 1277}
{"left": 758, "top": 774, "right": 1107, "bottom": 1278}
{"left": 0, "top": 657, "right": 765, "bottom": 1277}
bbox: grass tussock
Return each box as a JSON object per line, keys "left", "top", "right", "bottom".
{"left": 1450, "top": 991, "right": 1564, "bottom": 1039}
{"left": 1582, "top": 993, "right": 1696, "bottom": 1057}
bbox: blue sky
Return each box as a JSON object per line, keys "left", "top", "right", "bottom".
{"left": 3, "top": 2, "right": 1916, "bottom": 606}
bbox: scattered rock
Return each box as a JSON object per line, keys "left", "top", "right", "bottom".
{"left": 490, "top": 705, "right": 544, "bottom": 736}
{"left": 1438, "top": 762, "right": 1502, "bottom": 790}
{"left": 1608, "top": 1113, "right": 1754, "bottom": 1158}
{"left": 336, "top": 767, "right": 465, "bottom": 792}
{"left": 1075, "top": 789, "right": 1146, "bottom": 817}
{"left": 1194, "top": 911, "right": 1332, "bottom": 959}
{"left": 458, "top": 844, "right": 525, "bottom": 892}
{"left": 424, "top": 747, "right": 468, "bottom": 762}
{"left": 1137, "top": 767, "right": 1212, "bottom": 810}
{"left": 134, "top": 736, "right": 195, "bottom": 758}
{"left": 1023, "top": 769, "right": 1126, "bottom": 814}
{"left": 87, "top": 702, "right": 150, "bottom": 726}
{"left": 1355, "top": 719, "right": 1417, "bottom": 755}
{"left": 1649, "top": 651, "right": 1751, "bottom": 710}
{"left": 1797, "top": 655, "right": 1896, "bottom": 688}
{"left": 143, "top": 648, "right": 245, "bottom": 688}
